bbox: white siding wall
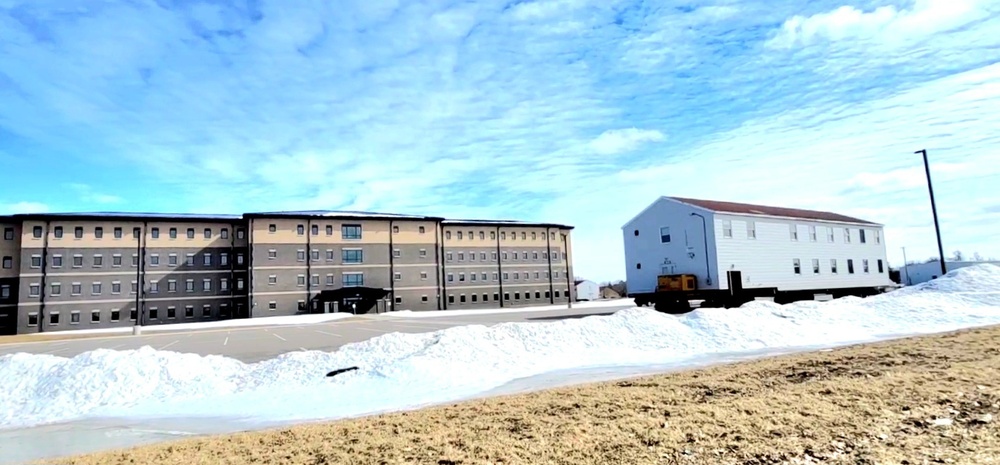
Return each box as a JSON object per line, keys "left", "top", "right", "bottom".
{"left": 900, "top": 260, "right": 1000, "bottom": 285}
{"left": 575, "top": 280, "right": 600, "bottom": 301}
{"left": 713, "top": 214, "right": 894, "bottom": 291}
{"left": 622, "top": 198, "right": 719, "bottom": 294}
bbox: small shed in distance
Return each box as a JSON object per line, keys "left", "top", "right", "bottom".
{"left": 574, "top": 279, "right": 600, "bottom": 301}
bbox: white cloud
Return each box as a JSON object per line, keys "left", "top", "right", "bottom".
{"left": 0, "top": 0, "right": 998, "bottom": 285}
{"left": 767, "top": 0, "right": 994, "bottom": 49}
{"left": 590, "top": 128, "right": 666, "bottom": 155}
{"left": 0, "top": 201, "right": 49, "bottom": 215}
{"left": 66, "top": 184, "right": 124, "bottom": 205}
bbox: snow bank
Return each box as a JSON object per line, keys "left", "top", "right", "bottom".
{"left": 1, "top": 264, "right": 998, "bottom": 431}
{"left": 384, "top": 298, "right": 628, "bottom": 318}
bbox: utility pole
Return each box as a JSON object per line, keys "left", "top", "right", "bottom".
{"left": 916, "top": 149, "right": 947, "bottom": 277}
{"left": 901, "top": 246, "right": 911, "bottom": 285}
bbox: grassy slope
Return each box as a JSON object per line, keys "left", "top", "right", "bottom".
{"left": 49, "top": 325, "right": 1000, "bottom": 465}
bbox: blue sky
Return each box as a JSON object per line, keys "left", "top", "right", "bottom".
{"left": 1, "top": 0, "right": 998, "bottom": 283}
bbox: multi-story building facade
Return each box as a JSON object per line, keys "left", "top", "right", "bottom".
{"left": 0, "top": 210, "right": 574, "bottom": 334}
{"left": 3, "top": 213, "right": 250, "bottom": 335}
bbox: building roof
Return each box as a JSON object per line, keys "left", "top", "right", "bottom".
{"left": 11, "top": 212, "right": 243, "bottom": 222}
{"left": 667, "top": 197, "right": 882, "bottom": 226}
{"left": 441, "top": 218, "right": 575, "bottom": 229}
{"left": 242, "top": 210, "right": 444, "bottom": 221}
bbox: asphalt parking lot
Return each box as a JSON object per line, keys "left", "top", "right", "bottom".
{"left": 0, "top": 302, "right": 634, "bottom": 362}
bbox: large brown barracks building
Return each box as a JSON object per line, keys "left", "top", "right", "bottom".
{"left": 0, "top": 210, "right": 575, "bottom": 335}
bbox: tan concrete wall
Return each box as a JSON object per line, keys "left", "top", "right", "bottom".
{"left": 250, "top": 217, "right": 436, "bottom": 245}
{"left": 18, "top": 220, "right": 242, "bottom": 250}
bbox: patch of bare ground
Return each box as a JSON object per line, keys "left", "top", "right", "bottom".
{"left": 47, "top": 325, "right": 1000, "bottom": 465}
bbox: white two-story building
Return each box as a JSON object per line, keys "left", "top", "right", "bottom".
{"left": 622, "top": 196, "right": 894, "bottom": 303}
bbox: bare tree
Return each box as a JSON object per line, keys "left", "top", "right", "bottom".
{"left": 952, "top": 250, "right": 965, "bottom": 262}
{"left": 972, "top": 252, "right": 984, "bottom": 261}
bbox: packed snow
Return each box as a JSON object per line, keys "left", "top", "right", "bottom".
{"left": 1, "top": 264, "right": 998, "bottom": 435}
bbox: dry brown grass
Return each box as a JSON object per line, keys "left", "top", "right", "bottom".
{"left": 48, "top": 325, "right": 1000, "bottom": 465}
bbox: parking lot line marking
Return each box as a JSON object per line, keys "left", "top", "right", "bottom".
{"left": 107, "top": 343, "right": 126, "bottom": 350}
{"left": 315, "top": 330, "right": 341, "bottom": 337}
{"left": 272, "top": 333, "right": 287, "bottom": 341}
{"left": 224, "top": 337, "right": 229, "bottom": 346}
{"left": 160, "top": 340, "right": 179, "bottom": 350}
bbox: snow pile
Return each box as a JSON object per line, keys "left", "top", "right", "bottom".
{"left": 1, "top": 264, "right": 998, "bottom": 431}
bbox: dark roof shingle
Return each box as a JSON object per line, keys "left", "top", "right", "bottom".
{"left": 668, "top": 197, "right": 881, "bottom": 226}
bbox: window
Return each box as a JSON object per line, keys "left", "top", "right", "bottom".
{"left": 875, "top": 230, "right": 881, "bottom": 244}
{"left": 812, "top": 259, "right": 820, "bottom": 274}
{"left": 847, "top": 259, "right": 855, "bottom": 274}
{"left": 419, "top": 226, "right": 426, "bottom": 234}
{"left": 113, "top": 227, "right": 123, "bottom": 238}
{"left": 268, "top": 249, "right": 277, "bottom": 259}
{"left": 235, "top": 228, "right": 243, "bottom": 239}
{"left": 793, "top": 259, "right": 801, "bottom": 275}
{"left": 460, "top": 294, "right": 467, "bottom": 303}
{"left": 828, "top": 227, "right": 835, "bottom": 242}
{"left": 457, "top": 231, "right": 463, "bottom": 240}
{"left": 312, "top": 224, "right": 319, "bottom": 236}
{"left": 422, "top": 295, "right": 428, "bottom": 302}
{"left": 73, "top": 255, "right": 83, "bottom": 267}
{"left": 878, "top": 259, "right": 884, "bottom": 274}
{"left": 28, "top": 313, "right": 39, "bottom": 326}
{"left": 169, "top": 227, "right": 177, "bottom": 239}
{"left": 863, "top": 259, "right": 870, "bottom": 273}
{"left": 343, "top": 273, "right": 364, "bottom": 287}
{"left": 392, "top": 225, "right": 399, "bottom": 234}
{"left": 91, "top": 310, "right": 101, "bottom": 323}
{"left": 311, "top": 249, "right": 320, "bottom": 261}
{"left": 790, "top": 224, "right": 798, "bottom": 241}
{"left": 326, "top": 274, "right": 335, "bottom": 285}
{"left": 297, "top": 250, "right": 306, "bottom": 261}
{"left": 830, "top": 259, "right": 838, "bottom": 274}
{"left": 325, "top": 225, "right": 333, "bottom": 235}
{"left": 747, "top": 221, "right": 756, "bottom": 239}
{"left": 394, "top": 272, "right": 402, "bottom": 281}
{"left": 342, "top": 249, "right": 363, "bottom": 264}
{"left": 186, "top": 306, "right": 195, "bottom": 318}
{"left": 342, "top": 224, "right": 362, "bottom": 240}
{"left": 150, "top": 254, "right": 159, "bottom": 266}
{"left": 92, "top": 282, "right": 102, "bottom": 295}
{"left": 167, "top": 280, "right": 176, "bottom": 292}
{"left": 844, "top": 228, "right": 851, "bottom": 243}
{"left": 149, "top": 307, "right": 158, "bottom": 319}
{"left": 186, "top": 228, "right": 194, "bottom": 239}
{"left": 112, "top": 282, "right": 121, "bottom": 294}
{"left": 112, "top": 254, "right": 122, "bottom": 267}
{"left": 93, "top": 255, "right": 103, "bottom": 267}
{"left": 74, "top": 226, "right": 83, "bottom": 238}
{"left": 419, "top": 249, "right": 427, "bottom": 257}
{"left": 186, "top": 253, "right": 195, "bottom": 266}
{"left": 111, "top": 309, "right": 121, "bottom": 321}
{"left": 203, "top": 304, "right": 212, "bottom": 317}
{"left": 133, "top": 227, "right": 141, "bottom": 239}
{"left": 50, "top": 312, "right": 60, "bottom": 325}
{"left": 203, "top": 278, "right": 212, "bottom": 291}
{"left": 809, "top": 225, "right": 817, "bottom": 242}
{"left": 167, "top": 307, "right": 177, "bottom": 319}
{"left": 28, "top": 283, "right": 40, "bottom": 297}
{"left": 297, "top": 224, "right": 305, "bottom": 235}
{"left": 860, "top": 229, "right": 867, "bottom": 243}
{"left": 203, "top": 253, "right": 212, "bottom": 266}
{"left": 1, "top": 256, "right": 10, "bottom": 269}
{"left": 186, "top": 279, "right": 195, "bottom": 291}
{"left": 50, "top": 283, "right": 60, "bottom": 295}
{"left": 94, "top": 227, "right": 103, "bottom": 239}
{"left": 447, "top": 273, "right": 454, "bottom": 282}
{"left": 268, "top": 275, "right": 277, "bottom": 285}
{"left": 221, "top": 253, "right": 229, "bottom": 266}
{"left": 150, "top": 280, "right": 160, "bottom": 293}
{"left": 659, "top": 226, "right": 671, "bottom": 243}
{"left": 311, "top": 275, "right": 320, "bottom": 286}
{"left": 268, "top": 224, "right": 277, "bottom": 233}
{"left": 445, "top": 231, "right": 452, "bottom": 240}
{"left": 204, "top": 228, "right": 212, "bottom": 238}
{"left": 458, "top": 252, "right": 465, "bottom": 261}
{"left": 237, "top": 278, "right": 244, "bottom": 290}
{"left": 297, "top": 275, "right": 306, "bottom": 286}
{"left": 31, "top": 255, "right": 41, "bottom": 268}
{"left": 3, "top": 227, "right": 13, "bottom": 240}
{"left": 723, "top": 220, "right": 732, "bottom": 238}
{"left": 33, "top": 226, "right": 43, "bottom": 238}
{"left": 393, "top": 249, "right": 401, "bottom": 258}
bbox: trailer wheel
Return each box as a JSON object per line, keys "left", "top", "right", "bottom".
{"left": 655, "top": 299, "right": 693, "bottom": 315}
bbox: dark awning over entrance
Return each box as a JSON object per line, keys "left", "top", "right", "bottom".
{"left": 315, "top": 287, "right": 390, "bottom": 302}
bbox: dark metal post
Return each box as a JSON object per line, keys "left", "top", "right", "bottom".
{"left": 916, "top": 149, "right": 947, "bottom": 277}
{"left": 690, "top": 213, "right": 713, "bottom": 285}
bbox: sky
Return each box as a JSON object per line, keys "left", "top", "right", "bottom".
{"left": 1, "top": 0, "right": 998, "bottom": 283}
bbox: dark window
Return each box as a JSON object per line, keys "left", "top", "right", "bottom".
{"left": 50, "top": 313, "right": 59, "bottom": 325}
{"left": 91, "top": 311, "right": 100, "bottom": 323}
{"left": 204, "top": 228, "right": 212, "bottom": 238}
{"left": 151, "top": 227, "right": 160, "bottom": 238}
{"left": 71, "top": 312, "right": 80, "bottom": 324}
{"left": 3, "top": 227, "right": 13, "bottom": 240}
{"left": 94, "top": 227, "right": 103, "bottom": 238}
{"left": 149, "top": 308, "right": 158, "bottom": 319}
{"left": 111, "top": 310, "right": 120, "bottom": 321}
{"left": 130, "top": 309, "right": 138, "bottom": 321}
{"left": 33, "top": 226, "right": 42, "bottom": 238}
{"left": 878, "top": 259, "right": 884, "bottom": 273}
{"left": 297, "top": 224, "right": 305, "bottom": 235}
{"left": 114, "top": 227, "right": 123, "bottom": 238}
{"left": 1, "top": 256, "right": 11, "bottom": 269}
{"left": 74, "top": 227, "right": 83, "bottom": 238}
{"left": 133, "top": 227, "right": 141, "bottom": 239}
{"left": 848, "top": 259, "right": 855, "bottom": 274}
{"left": 54, "top": 226, "right": 63, "bottom": 238}
{"left": 448, "top": 295, "right": 455, "bottom": 304}
{"left": 28, "top": 313, "right": 39, "bottom": 326}
{"left": 342, "top": 273, "right": 364, "bottom": 287}
{"left": 342, "top": 249, "right": 363, "bottom": 264}
{"left": 342, "top": 224, "right": 362, "bottom": 240}
{"left": 312, "top": 224, "right": 319, "bottom": 235}
{"left": 268, "top": 224, "right": 276, "bottom": 232}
